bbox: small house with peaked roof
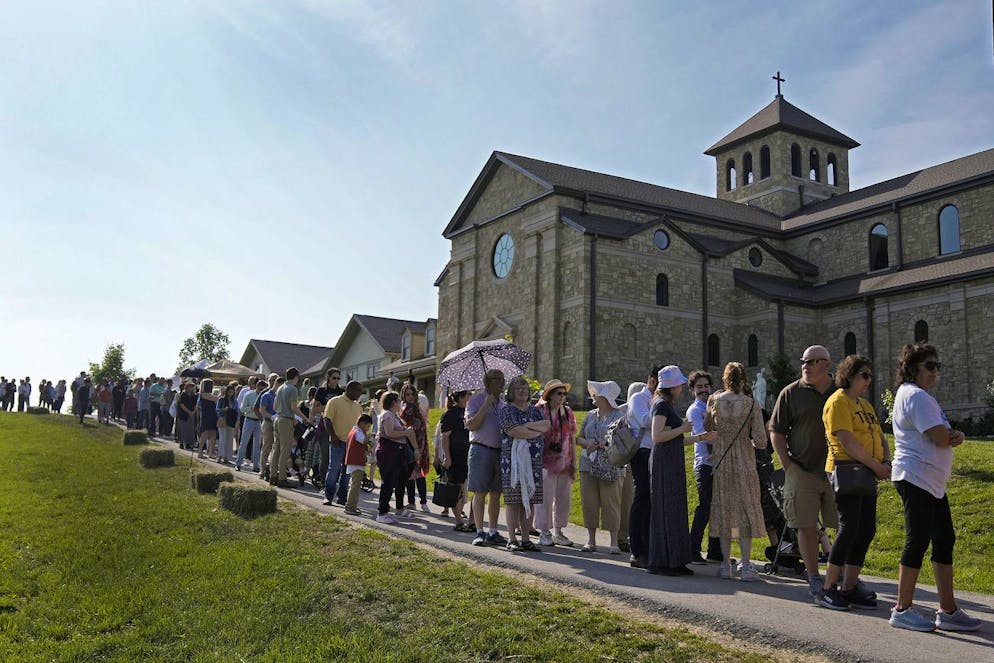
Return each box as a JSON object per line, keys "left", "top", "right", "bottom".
{"left": 239, "top": 340, "right": 334, "bottom": 380}
{"left": 323, "top": 315, "right": 438, "bottom": 404}
{"left": 435, "top": 87, "right": 994, "bottom": 417}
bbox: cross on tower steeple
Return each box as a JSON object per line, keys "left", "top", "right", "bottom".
{"left": 772, "top": 71, "right": 785, "bottom": 98}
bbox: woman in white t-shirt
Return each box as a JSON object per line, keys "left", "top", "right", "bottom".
{"left": 888, "top": 343, "right": 981, "bottom": 633}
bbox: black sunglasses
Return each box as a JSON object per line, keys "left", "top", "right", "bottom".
{"left": 801, "top": 358, "right": 825, "bottom": 366}
{"left": 923, "top": 361, "right": 942, "bottom": 372}
{"left": 859, "top": 372, "right": 873, "bottom": 380}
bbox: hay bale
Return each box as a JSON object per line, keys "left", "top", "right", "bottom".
{"left": 123, "top": 430, "right": 148, "bottom": 445}
{"left": 139, "top": 448, "right": 175, "bottom": 468}
{"left": 191, "top": 470, "right": 234, "bottom": 494}
{"left": 26, "top": 406, "right": 49, "bottom": 415}
{"left": 218, "top": 483, "right": 277, "bottom": 517}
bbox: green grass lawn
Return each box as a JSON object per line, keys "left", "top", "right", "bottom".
{"left": 0, "top": 413, "right": 790, "bottom": 662}
{"left": 561, "top": 410, "right": 994, "bottom": 593}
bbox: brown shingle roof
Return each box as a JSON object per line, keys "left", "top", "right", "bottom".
{"left": 705, "top": 96, "right": 859, "bottom": 156}
{"left": 783, "top": 148, "right": 994, "bottom": 230}
{"left": 355, "top": 315, "right": 428, "bottom": 354}
{"left": 495, "top": 152, "right": 782, "bottom": 230}
{"left": 241, "top": 340, "right": 334, "bottom": 377}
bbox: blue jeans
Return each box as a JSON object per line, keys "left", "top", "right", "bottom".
{"left": 325, "top": 443, "right": 346, "bottom": 502}
{"left": 237, "top": 418, "right": 262, "bottom": 468}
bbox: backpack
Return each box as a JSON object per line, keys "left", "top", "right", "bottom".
{"left": 606, "top": 417, "right": 640, "bottom": 467}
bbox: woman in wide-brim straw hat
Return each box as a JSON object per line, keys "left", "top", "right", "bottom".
{"left": 648, "top": 366, "right": 695, "bottom": 576}
{"left": 535, "top": 379, "right": 578, "bottom": 548}
{"left": 577, "top": 380, "right": 626, "bottom": 553}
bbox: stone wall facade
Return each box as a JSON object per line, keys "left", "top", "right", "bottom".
{"left": 437, "top": 161, "right": 994, "bottom": 418}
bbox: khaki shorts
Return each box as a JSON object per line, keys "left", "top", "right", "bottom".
{"left": 783, "top": 463, "right": 838, "bottom": 529}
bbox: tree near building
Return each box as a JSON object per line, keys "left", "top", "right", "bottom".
{"left": 177, "top": 323, "right": 231, "bottom": 369}
{"left": 89, "top": 343, "right": 136, "bottom": 384}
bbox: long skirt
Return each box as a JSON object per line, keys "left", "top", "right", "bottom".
{"left": 647, "top": 438, "right": 692, "bottom": 571}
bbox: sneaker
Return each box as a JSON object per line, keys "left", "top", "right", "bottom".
{"left": 419, "top": 503, "right": 431, "bottom": 513}
{"left": 690, "top": 553, "right": 708, "bottom": 565}
{"left": 630, "top": 555, "right": 649, "bottom": 569}
{"left": 890, "top": 606, "right": 936, "bottom": 632}
{"left": 839, "top": 587, "right": 877, "bottom": 610}
{"left": 538, "top": 531, "right": 555, "bottom": 546}
{"left": 738, "top": 562, "right": 759, "bottom": 582}
{"left": 817, "top": 587, "right": 850, "bottom": 611}
{"left": 472, "top": 532, "right": 487, "bottom": 546}
{"left": 551, "top": 533, "right": 573, "bottom": 547}
{"left": 718, "top": 562, "right": 733, "bottom": 579}
{"left": 935, "top": 608, "right": 982, "bottom": 632}
{"left": 855, "top": 579, "right": 877, "bottom": 601}
{"left": 486, "top": 531, "right": 508, "bottom": 546}
{"left": 807, "top": 575, "right": 824, "bottom": 599}
{"left": 344, "top": 506, "right": 363, "bottom": 516}
{"left": 375, "top": 514, "right": 398, "bottom": 524}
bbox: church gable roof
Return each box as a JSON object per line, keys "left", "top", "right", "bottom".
{"left": 782, "top": 148, "right": 994, "bottom": 230}
{"left": 448, "top": 152, "right": 782, "bottom": 232}
{"left": 705, "top": 96, "right": 859, "bottom": 156}
{"left": 683, "top": 232, "right": 818, "bottom": 276}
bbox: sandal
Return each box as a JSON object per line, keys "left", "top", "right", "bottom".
{"left": 521, "top": 540, "right": 540, "bottom": 552}
{"left": 506, "top": 540, "right": 522, "bottom": 552}
{"left": 581, "top": 544, "right": 597, "bottom": 553}
{"left": 453, "top": 523, "right": 475, "bottom": 532}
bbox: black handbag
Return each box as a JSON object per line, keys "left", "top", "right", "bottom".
{"left": 431, "top": 470, "right": 462, "bottom": 508}
{"left": 830, "top": 461, "right": 877, "bottom": 496}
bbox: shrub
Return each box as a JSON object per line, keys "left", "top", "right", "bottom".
{"left": 123, "top": 430, "right": 149, "bottom": 445}
{"left": 191, "top": 470, "right": 234, "bottom": 494}
{"left": 880, "top": 388, "right": 895, "bottom": 425}
{"left": 767, "top": 353, "right": 799, "bottom": 402}
{"left": 26, "top": 406, "right": 49, "bottom": 415}
{"left": 218, "top": 483, "right": 277, "bottom": 517}
{"left": 140, "top": 448, "right": 175, "bottom": 468}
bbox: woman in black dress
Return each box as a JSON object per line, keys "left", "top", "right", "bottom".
{"left": 648, "top": 365, "right": 695, "bottom": 576}
{"left": 440, "top": 390, "right": 472, "bottom": 532}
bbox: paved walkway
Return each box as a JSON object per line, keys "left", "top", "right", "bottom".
{"left": 149, "top": 429, "right": 992, "bottom": 663}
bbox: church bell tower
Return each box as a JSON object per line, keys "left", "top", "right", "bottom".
{"left": 705, "top": 73, "right": 859, "bottom": 217}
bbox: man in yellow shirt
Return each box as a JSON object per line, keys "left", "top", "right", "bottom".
{"left": 323, "top": 381, "right": 364, "bottom": 506}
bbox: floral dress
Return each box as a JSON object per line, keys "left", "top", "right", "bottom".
{"left": 704, "top": 393, "right": 767, "bottom": 539}
{"left": 401, "top": 400, "right": 429, "bottom": 479}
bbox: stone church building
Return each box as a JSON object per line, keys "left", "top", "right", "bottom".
{"left": 434, "top": 91, "right": 994, "bottom": 418}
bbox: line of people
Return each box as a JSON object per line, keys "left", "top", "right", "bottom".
{"left": 8, "top": 340, "right": 981, "bottom": 635}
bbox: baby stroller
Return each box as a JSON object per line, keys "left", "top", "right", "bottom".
{"left": 290, "top": 420, "right": 311, "bottom": 487}
{"left": 762, "top": 467, "right": 807, "bottom": 576}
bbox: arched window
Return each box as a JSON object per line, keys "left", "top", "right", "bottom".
{"left": 623, "top": 323, "right": 637, "bottom": 358}
{"left": 707, "top": 334, "right": 720, "bottom": 366}
{"left": 743, "top": 152, "right": 754, "bottom": 185}
{"left": 747, "top": 334, "right": 758, "bottom": 367}
{"left": 844, "top": 332, "right": 856, "bottom": 356}
{"left": 914, "top": 320, "right": 929, "bottom": 343}
{"left": 938, "top": 205, "right": 961, "bottom": 255}
{"left": 869, "top": 223, "right": 889, "bottom": 271}
{"left": 760, "top": 146, "right": 771, "bottom": 179}
{"left": 725, "top": 159, "right": 736, "bottom": 191}
{"left": 790, "top": 144, "right": 802, "bottom": 177}
{"left": 655, "top": 274, "right": 669, "bottom": 306}
{"left": 827, "top": 153, "right": 838, "bottom": 186}
{"left": 809, "top": 148, "right": 820, "bottom": 182}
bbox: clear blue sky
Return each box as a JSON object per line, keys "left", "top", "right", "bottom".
{"left": 1, "top": 0, "right": 991, "bottom": 382}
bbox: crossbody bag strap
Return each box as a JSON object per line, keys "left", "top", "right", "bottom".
{"left": 712, "top": 397, "right": 756, "bottom": 473}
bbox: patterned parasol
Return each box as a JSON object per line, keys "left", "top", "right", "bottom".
{"left": 437, "top": 339, "right": 532, "bottom": 391}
